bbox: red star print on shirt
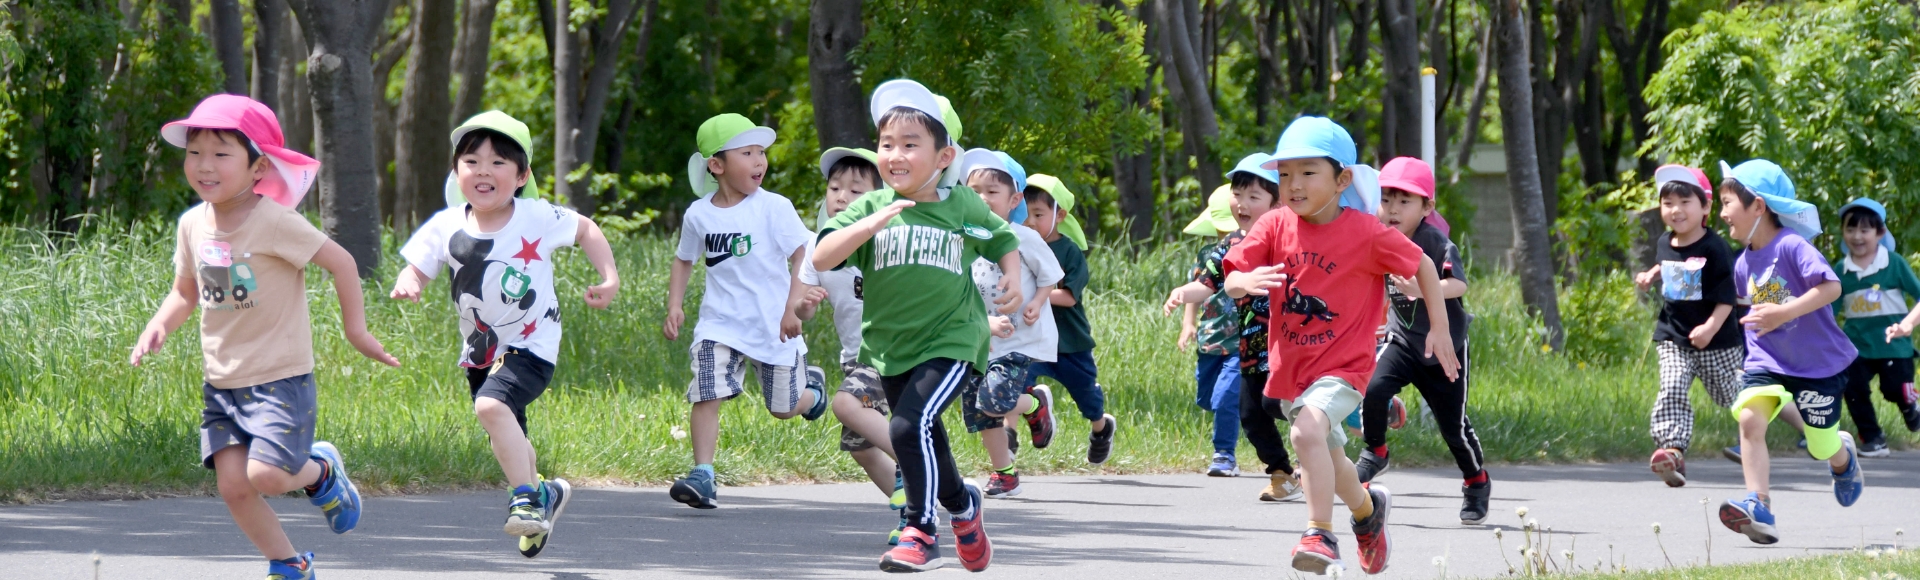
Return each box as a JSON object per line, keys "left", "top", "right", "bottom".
{"left": 518, "top": 318, "right": 539, "bottom": 339}
{"left": 513, "top": 237, "right": 543, "bottom": 266}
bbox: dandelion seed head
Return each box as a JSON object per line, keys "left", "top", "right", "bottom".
{"left": 1652, "top": 522, "right": 1662, "bottom": 533}
{"left": 1516, "top": 506, "right": 1530, "bottom": 518}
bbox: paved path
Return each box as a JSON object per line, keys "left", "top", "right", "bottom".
{"left": 4, "top": 452, "right": 1915, "bottom": 579}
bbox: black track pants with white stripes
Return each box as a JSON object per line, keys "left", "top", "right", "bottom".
{"left": 1362, "top": 341, "right": 1485, "bottom": 479}
{"left": 883, "top": 358, "right": 976, "bottom": 536}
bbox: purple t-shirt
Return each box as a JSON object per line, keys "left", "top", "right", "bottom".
{"left": 1733, "top": 230, "right": 1857, "bottom": 378}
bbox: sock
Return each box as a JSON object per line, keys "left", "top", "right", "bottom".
{"left": 995, "top": 465, "right": 1016, "bottom": 475}
{"left": 1464, "top": 470, "right": 1489, "bottom": 486}
{"left": 1369, "top": 445, "right": 1389, "bottom": 459}
{"left": 1350, "top": 493, "right": 1376, "bottom": 521}
{"left": 693, "top": 463, "right": 715, "bottom": 477}
{"left": 1755, "top": 492, "right": 1771, "bottom": 507}
{"left": 1308, "top": 520, "right": 1334, "bottom": 532}
{"left": 1019, "top": 394, "right": 1036, "bottom": 415}
{"left": 303, "top": 458, "right": 330, "bottom": 495}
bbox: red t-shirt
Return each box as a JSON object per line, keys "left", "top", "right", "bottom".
{"left": 1223, "top": 207, "right": 1424, "bottom": 400}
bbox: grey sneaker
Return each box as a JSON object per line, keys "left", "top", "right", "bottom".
{"left": 670, "top": 468, "right": 719, "bottom": 509}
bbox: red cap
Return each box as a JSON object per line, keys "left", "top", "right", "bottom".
{"left": 1378, "top": 156, "right": 1449, "bottom": 236}
{"left": 161, "top": 94, "right": 319, "bottom": 208}
{"left": 1653, "top": 164, "right": 1712, "bottom": 194}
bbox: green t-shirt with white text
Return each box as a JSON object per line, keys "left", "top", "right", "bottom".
{"left": 821, "top": 185, "right": 1020, "bottom": 375}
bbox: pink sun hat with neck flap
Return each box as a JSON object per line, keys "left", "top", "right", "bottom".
{"left": 161, "top": 94, "right": 320, "bottom": 208}
{"left": 1378, "top": 157, "right": 1449, "bottom": 237}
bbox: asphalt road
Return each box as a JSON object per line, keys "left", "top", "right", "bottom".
{"left": 3, "top": 451, "right": 1915, "bottom": 579}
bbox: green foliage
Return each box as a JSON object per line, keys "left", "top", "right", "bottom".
{"left": 1647, "top": 0, "right": 1920, "bottom": 250}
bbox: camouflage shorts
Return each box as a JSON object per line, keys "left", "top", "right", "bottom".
{"left": 837, "top": 362, "right": 889, "bottom": 452}
{"left": 960, "top": 354, "right": 1033, "bottom": 433}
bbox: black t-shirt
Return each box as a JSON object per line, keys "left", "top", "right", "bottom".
{"left": 1651, "top": 228, "right": 1744, "bottom": 350}
{"left": 1386, "top": 222, "right": 1470, "bottom": 362}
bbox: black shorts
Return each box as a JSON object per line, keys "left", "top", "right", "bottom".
{"left": 467, "top": 347, "right": 555, "bottom": 434}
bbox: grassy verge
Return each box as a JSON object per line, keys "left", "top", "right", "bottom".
{"left": 2, "top": 222, "right": 1914, "bottom": 502}
{"left": 1554, "top": 548, "right": 1919, "bottom": 579}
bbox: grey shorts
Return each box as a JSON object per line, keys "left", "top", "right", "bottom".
{"left": 200, "top": 374, "right": 318, "bottom": 474}
{"left": 837, "top": 362, "right": 889, "bottom": 451}
{"left": 688, "top": 340, "right": 806, "bottom": 413}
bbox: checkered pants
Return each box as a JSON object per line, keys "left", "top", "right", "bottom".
{"left": 1649, "top": 341, "right": 1743, "bottom": 450}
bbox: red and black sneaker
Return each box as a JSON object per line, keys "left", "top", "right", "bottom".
{"left": 1352, "top": 484, "right": 1394, "bottom": 574}
{"left": 984, "top": 470, "right": 1022, "bottom": 498}
{"left": 1291, "top": 528, "right": 1342, "bottom": 574}
{"left": 879, "top": 527, "right": 943, "bottom": 573}
{"left": 1024, "top": 385, "right": 1057, "bottom": 449}
{"left": 951, "top": 480, "right": 991, "bottom": 572}
{"left": 1650, "top": 448, "right": 1687, "bottom": 487}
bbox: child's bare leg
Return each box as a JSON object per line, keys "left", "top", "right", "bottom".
{"left": 833, "top": 393, "right": 896, "bottom": 458}
{"left": 214, "top": 447, "right": 297, "bottom": 560}
{"left": 1009, "top": 394, "right": 1036, "bottom": 416}
{"left": 1736, "top": 402, "right": 1773, "bottom": 495}
{"left": 1329, "top": 447, "right": 1370, "bottom": 512}
{"left": 1291, "top": 406, "right": 1337, "bottom": 523}
{"left": 981, "top": 426, "right": 1015, "bottom": 471}
{"left": 849, "top": 447, "right": 897, "bottom": 496}
{"left": 769, "top": 387, "right": 817, "bottom": 420}
{"left": 474, "top": 397, "right": 537, "bottom": 486}
{"left": 691, "top": 399, "right": 722, "bottom": 465}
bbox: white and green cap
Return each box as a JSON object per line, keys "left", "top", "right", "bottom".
{"left": 818, "top": 147, "right": 878, "bottom": 180}
{"left": 686, "top": 113, "right": 777, "bottom": 196}
{"left": 444, "top": 110, "right": 541, "bottom": 207}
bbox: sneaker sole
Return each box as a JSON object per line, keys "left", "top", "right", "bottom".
{"left": 879, "top": 556, "right": 945, "bottom": 573}
{"left": 1859, "top": 447, "right": 1890, "bottom": 458}
{"left": 310, "top": 442, "right": 360, "bottom": 534}
{"left": 1461, "top": 512, "right": 1487, "bottom": 525}
{"left": 1029, "top": 386, "right": 1057, "bottom": 450}
{"left": 669, "top": 480, "right": 718, "bottom": 509}
{"left": 1719, "top": 502, "right": 1779, "bottom": 544}
{"left": 1359, "top": 486, "right": 1393, "bottom": 574}
{"left": 1721, "top": 448, "right": 1743, "bottom": 464}
{"left": 1290, "top": 552, "right": 1338, "bottom": 575}
{"left": 504, "top": 517, "right": 550, "bottom": 537}
{"left": 985, "top": 485, "right": 1022, "bottom": 499}
{"left": 1206, "top": 468, "right": 1239, "bottom": 477}
{"left": 1650, "top": 455, "right": 1686, "bottom": 487}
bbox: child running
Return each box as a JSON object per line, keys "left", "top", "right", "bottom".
{"left": 390, "top": 111, "right": 620, "bottom": 557}
{"left": 1631, "top": 164, "right": 1742, "bottom": 487}
{"left": 804, "top": 146, "right": 914, "bottom": 544}
{"left": 1355, "top": 157, "right": 1490, "bottom": 524}
{"left": 1021, "top": 174, "right": 1119, "bottom": 464}
{"left": 663, "top": 113, "right": 829, "bottom": 509}
{"left": 1714, "top": 159, "right": 1865, "bottom": 545}
{"left": 1834, "top": 198, "right": 1920, "bottom": 456}
{"left": 958, "top": 149, "right": 1065, "bottom": 498}
{"left": 130, "top": 94, "right": 397, "bottom": 580}
{"left": 1171, "top": 185, "right": 1247, "bottom": 476}
{"left": 814, "top": 79, "right": 1017, "bottom": 572}
{"left": 1223, "top": 116, "right": 1458, "bottom": 575}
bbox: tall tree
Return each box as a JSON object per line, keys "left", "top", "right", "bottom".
{"left": 1493, "top": 0, "right": 1564, "bottom": 350}
{"left": 253, "top": 0, "right": 287, "bottom": 109}
{"left": 552, "top": 0, "right": 645, "bottom": 215}
{"left": 1112, "top": 0, "right": 1155, "bottom": 240}
{"left": 809, "top": 0, "right": 868, "bottom": 149}
{"left": 393, "top": 0, "right": 459, "bottom": 229}
{"left": 210, "top": 0, "right": 248, "bottom": 94}
{"left": 1601, "top": 0, "right": 1667, "bottom": 177}
{"left": 1379, "top": 0, "right": 1421, "bottom": 160}
{"left": 450, "top": 0, "right": 502, "bottom": 125}
{"left": 278, "top": 4, "right": 313, "bottom": 155}
{"left": 1158, "top": 0, "right": 1223, "bottom": 195}
{"left": 287, "top": 0, "right": 399, "bottom": 276}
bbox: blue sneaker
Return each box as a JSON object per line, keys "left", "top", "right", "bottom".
{"left": 1832, "top": 432, "right": 1864, "bottom": 507}
{"left": 1207, "top": 452, "right": 1239, "bottom": 477}
{"left": 800, "top": 366, "right": 829, "bottom": 421}
{"left": 306, "top": 442, "right": 361, "bottom": 534}
{"left": 670, "top": 468, "right": 719, "bottom": 509}
{"left": 1719, "top": 493, "right": 1779, "bottom": 544}
{"left": 1721, "top": 444, "right": 1742, "bottom": 464}
{"left": 266, "top": 552, "right": 314, "bottom": 580}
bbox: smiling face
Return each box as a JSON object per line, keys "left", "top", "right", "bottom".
{"left": 708, "top": 145, "right": 769, "bottom": 197}
{"left": 1272, "top": 157, "right": 1351, "bottom": 223}
{"left": 1718, "top": 185, "right": 1768, "bottom": 243}
{"left": 877, "top": 113, "right": 955, "bottom": 199}
{"left": 1842, "top": 209, "right": 1884, "bottom": 261}
{"left": 968, "top": 169, "right": 1018, "bottom": 220}
{"left": 455, "top": 138, "right": 530, "bottom": 213}
{"left": 1230, "top": 182, "right": 1277, "bottom": 232}
{"left": 1378, "top": 188, "right": 1431, "bottom": 237}
{"left": 823, "top": 169, "right": 876, "bottom": 220}
{"left": 1658, "top": 186, "right": 1706, "bottom": 239}
{"left": 183, "top": 130, "right": 268, "bottom": 205}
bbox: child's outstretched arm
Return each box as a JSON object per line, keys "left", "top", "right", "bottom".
{"left": 1413, "top": 255, "right": 1459, "bottom": 380}
{"left": 1224, "top": 266, "right": 1288, "bottom": 299}
{"left": 663, "top": 258, "right": 692, "bottom": 340}
{"left": 1162, "top": 281, "right": 1214, "bottom": 313}
{"left": 311, "top": 240, "right": 401, "bottom": 367}
{"left": 1885, "top": 306, "right": 1920, "bottom": 343}
{"left": 814, "top": 200, "right": 915, "bottom": 271}
{"left": 1741, "top": 279, "right": 1841, "bottom": 337}
{"left": 575, "top": 215, "right": 620, "bottom": 309}
{"left": 781, "top": 246, "right": 825, "bottom": 341}
{"left": 1024, "top": 283, "right": 1056, "bottom": 326}
{"left": 1691, "top": 303, "right": 1733, "bottom": 348}
{"left": 130, "top": 271, "right": 199, "bottom": 367}
{"left": 389, "top": 265, "right": 432, "bottom": 302}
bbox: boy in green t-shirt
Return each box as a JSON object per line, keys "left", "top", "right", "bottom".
{"left": 1021, "top": 174, "right": 1118, "bottom": 465}
{"left": 1835, "top": 199, "right": 1920, "bottom": 456}
{"left": 814, "top": 79, "right": 1021, "bottom": 573}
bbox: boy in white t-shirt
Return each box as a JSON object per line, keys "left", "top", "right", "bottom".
{"left": 662, "top": 113, "right": 828, "bottom": 510}
{"left": 956, "top": 149, "right": 1063, "bottom": 499}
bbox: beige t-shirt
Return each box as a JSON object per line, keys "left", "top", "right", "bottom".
{"left": 173, "top": 199, "right": 329, "bottom": 389}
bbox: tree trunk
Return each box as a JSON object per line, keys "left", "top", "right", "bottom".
{"left": 1344, "top": 0, "right": 1374, "bottom": 158}
{"left": 280, "top": 6, "right": 313, "bottom": 155}
{"left": 605, "top": 0, "right": 661, "bottom": 184}
{"left": 1526, "top": 0, "right": 1567, "bottom": 225}
{"left": 552, "top": 0, "right": 643, "bottom": 215}
{"left": 371, "top": 25, "right": 410, "bottom": 226}
{"left": 1380, "top": 0, "right": 1421, "bottom": 161}
{"left": 1253, "top": 0, "right": 1280, "bottom": 126}
{"left": 1447, "top": 16, "right": 1493, "bottom": 179}
{"left": 160, "top": 0, "right": 192, "bottom": 27}
{"left": 253, "top": 0, "right": 286, "bottom": 109}
{"left": 1602, "top": 0, "right": 1667, "bottom": 177}
{"left": 394, "top": 0, "right": 459, "bottom": 229}
{"left": 451, "top": 0, "right": 503, "bottom": 125}
{"left": 1493, "top": 0, "right": 1564, "bottom": 350}
{"left": 287, "top": 0, "right": 395, "bottom": 276}
{"left": 1111, "top": 0, "right": 1155, "bottom": 241}
{"left": 809, "top": 0, "right": 868, "bottom": 149}
{"left": 1159, "top": 0, "right": 1223, "bottom": 195}
{"left": 209, "top": 0, "right": 248, "bottom": 94}
{"left": 1567, "top": 0, "right": 1609, "bottom": 187}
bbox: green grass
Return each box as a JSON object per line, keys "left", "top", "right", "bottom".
{"left": 2, "top": 222, "right": 1915, "bottom": 501}
{"left": 1556, "top": 548, "right": 1919, "bottom": 579}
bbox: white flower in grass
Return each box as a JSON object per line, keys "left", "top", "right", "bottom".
{"left": 1526, "top": 518, "right": 1539, "bottom": 530}
{"left": 1516, "top": 506, "right": 1530, "bottom": 518}
{"left": 1432, "top": 556, "right": 1447, "bottom": 567}
{"left": 1494, "top": 529, "right": 1504, "bottom": 540}
{"left": 670, "top": 425, "right": 687, "bottom": 440}
{"left": 1652, "top": 522, "right": 1662, "bottom": 534}
{"left": 1561, "top": 550, "right": 1574, "bottom": 561}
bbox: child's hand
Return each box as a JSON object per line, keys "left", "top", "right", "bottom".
{"left": 1162, "top": 288, "right": 1186, "bottom": 314}
{"left": 993, "top": 276, "right": 1022, "bottom": 315}
{"left": 1424, "top": 332, "right": 1460, "bottom": 381}
{"left": 1177, "top": 324, "right": 1195, "bottom": 351}
{"left": 989, "top": 315, "right": 1015, "bottom": 338}
{"left": 1022, "top": 297, "right": 1045, "bottom": 326}
{"left": 1634, "top": 267, "right": 1658, "bottom": 292}
{"left": 1389, "top": 274, "right": 1423, "bottom": 300}
{"left": 781, "top": 311, "right": 804, "bottom": 342}
{"left": 129, "top": 324, "right": 167, "bottom": 367}
{"left": 802, "top": 285, "right": 829, "bottom": 308}
{"left": 865, "top": 200, "right": 917, "bottom": 235}
{"left": 345, "top": 327, "right": 401, "bottom": 367}
{"left": 1688, "top": 323, "right": 1714, "bottom": 349}
{"left": 390, "top": 277, "right": 423, "bottom": 302}
{"left": 662, "top": 309, "right": 685, "bottom": 341}
{"left": 1232, "top": 265, "right": 1289, "bottom": 296}
{"left": 584, "top": 277, "right": 620, "bottom": 309}
{"left": 1740, "top": 303, "right": 1795, "bottom": 337}
{"left": 1888, "top": 321, "right": 1914, "bottom": 342}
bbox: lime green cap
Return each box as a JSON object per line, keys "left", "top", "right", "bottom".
{"left": 1184, "top": 185, "right": 1237, "bottom": 236}
{"left": 444, "top": 110, "right": 542, "bottom": 207}
{"left": 1027, "top": 173, "right": 1087, "bottom": 250}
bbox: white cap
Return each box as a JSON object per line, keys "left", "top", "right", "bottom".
{"left": 954, "top": 148, "right": 1009, "bottom": 184}
{"left": 869, "top": 79, "right": 945, "bottom": 131}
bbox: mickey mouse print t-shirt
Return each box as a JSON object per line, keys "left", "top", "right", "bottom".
{"left": 1733, "top": 229, "right": 1856, "bottom": 379}
{"left": 674, "top": 189, "right": 814, "bottom": 365}
{"left": 1223, "top": 207, "right": 1424, "bottom": 401}
{"left": 402, "top": 197, "right": 580, "bottom": 368}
